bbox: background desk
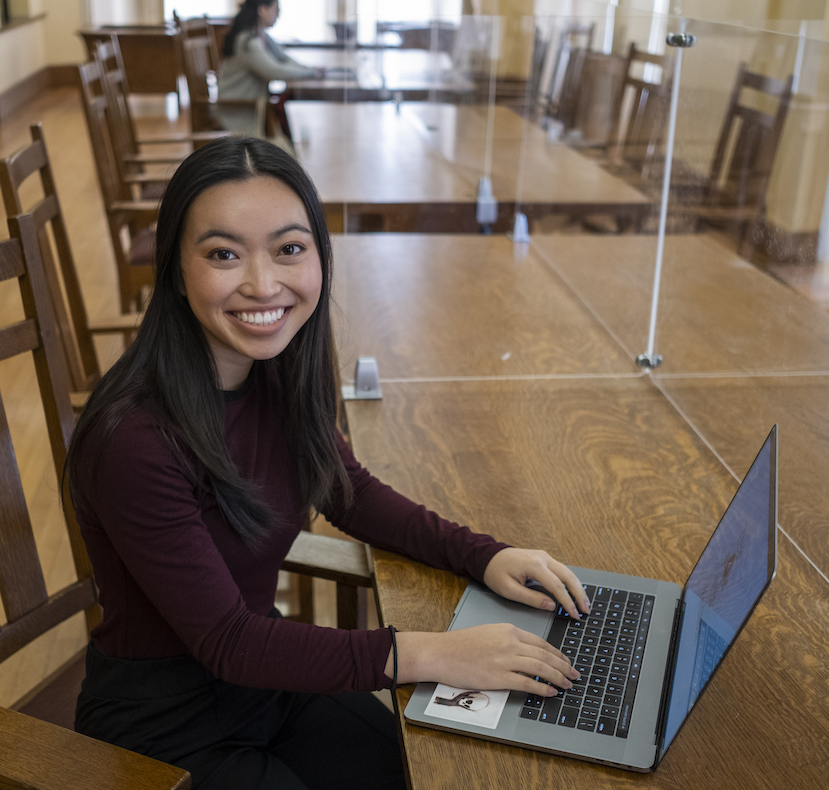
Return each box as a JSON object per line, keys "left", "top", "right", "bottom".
{"left": 286, "top": 47, "right": 473, "bottom": 102}
{"left": 331, "top": 233, "right": 829, "bottom": 789}
{"left": 290, "top": 104, "right": 650, "bottom": 232}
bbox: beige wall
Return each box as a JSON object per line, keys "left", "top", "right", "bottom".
{"left": 0, "top": 17, "right": 46, "bottom": 93}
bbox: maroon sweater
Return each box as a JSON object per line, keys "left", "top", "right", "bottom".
{"left": 73, "top": 369, "right": 507, "bottom": 694}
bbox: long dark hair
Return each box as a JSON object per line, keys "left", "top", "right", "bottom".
{"left": 66, "top": 136, "right": 350, "bottom": 545}
{"left": 223, "top": 0, "right": 276, "bottom": 57}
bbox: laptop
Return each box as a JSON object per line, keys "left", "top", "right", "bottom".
{"left": 404, "top": 426, "right": 778, "bottom": 772}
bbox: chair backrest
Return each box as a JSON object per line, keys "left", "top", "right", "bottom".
{"left": 545, "top": 21, "right": 595, "bottom": 123}
{"left": 705, "top": 63, "right": 793, "bottom": 213}
{"left": 0, "top": 124, "right": 100, "bottom": 399}
{"left": 77, "top": 59, "right": 132, "bottom": 207}
{"left": 0, "top": 213, "right": 99, "bottom": 667}
{"left": 77, "top": 59, "right": 157, "bottom": 313}
{"left": 610, "top": 43, "right": 674, "bottom": 178}
{"left": 173, "top": 12, "right": 221, "bottom": 72}
{"left": 176, "top": 32, "right": 221, "bottom": 132}
{"left": 93, "top": 36, "right": 143, "bottom": 177}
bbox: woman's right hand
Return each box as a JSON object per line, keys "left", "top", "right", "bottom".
{"left": 388, "top": 625, "right": 580, "bottom": 696}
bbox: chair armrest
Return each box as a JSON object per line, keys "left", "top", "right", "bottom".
{"left": 122, "top": 173, "right": 172, "bottom": 186}
{"left": 0, "top": 707, "right": 191, "bottom": 790}
{"left": 282, "top": 531, "right": 372, "bottom": 587}
{"left": 108, "top": 200, "right": 160, "bottom": 219}
{"left": 123, "top": 153, "right": 186, "bottom": 165}
{"left": 87, "top": 312, "right": 143, "bottom": 335}
{"left": 136, "top": 132, "right": 227, "bottom": 145}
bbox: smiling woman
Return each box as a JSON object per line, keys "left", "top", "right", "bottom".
{"left": 63, "top": 136, "right": 588, "bottom": 790}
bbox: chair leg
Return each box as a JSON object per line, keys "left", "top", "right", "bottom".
{"left": 297, "top": 574, "right": 314, "bottom": 624}
{"left": 336, "top": 584, "right": 368, "bottom": 631}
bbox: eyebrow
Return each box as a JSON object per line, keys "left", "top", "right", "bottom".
{"left": 194, "top": 222, "right": 313, "bottom": 245}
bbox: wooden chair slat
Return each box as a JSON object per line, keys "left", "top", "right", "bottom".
{"left": 0, "top": 237, "right": 25, "bottom": 279}
{"left": 1, "top": 143, "right": 48, "bottom": 213}
{"left": 0, "top": 405, "right": 49, "bottom": 625}
{"left": 0, "top": 580, "right": 97, "bottom": 664}
{"left": 733, "top": 104, "right": 776, "bottom": 130}
{"left": 0, "top": 320, "right": 40, "bottom": 361}
{"left": 742, "top": 69, "right": 788, "bottom": 96}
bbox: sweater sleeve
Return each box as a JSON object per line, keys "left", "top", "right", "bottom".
{"left": 236, "top": 34, "right": 317, "bottom": 82}
{"left": 323, "top": 434, "right": 510, "bottom": 582}
{"left": 78, "top": 415, "right": 393, "bottom": 694}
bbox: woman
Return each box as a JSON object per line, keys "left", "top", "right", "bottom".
{"left": 67, "top": 137, "right": 589, "bottom": 790}
{"left": 217, "top": 0, "right": 321, "bottom": 140}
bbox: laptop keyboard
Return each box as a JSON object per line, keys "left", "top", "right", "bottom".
{"left": 519, "top": 585, "right": 654, "bottom": 738}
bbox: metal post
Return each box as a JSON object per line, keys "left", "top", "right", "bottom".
{"left": 635, "top": 28, "right": 696, "bottom": 370}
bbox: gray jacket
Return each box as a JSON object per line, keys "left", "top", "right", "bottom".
{"left": 216, "top": 31, "right": 316, "bottom": 136}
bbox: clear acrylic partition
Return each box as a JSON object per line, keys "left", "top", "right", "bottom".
{"left": 279, "top": 2, "right": 829, "bottom": 385}
{"left": 646, "top": 14, "right": 829, "bottom": 380}
{"left": 503, "top": 4, "right": 829, "bottom": 379}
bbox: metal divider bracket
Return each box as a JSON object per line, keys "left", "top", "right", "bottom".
{"left": 341, "top": 357, "right": 383, "bottom": 400}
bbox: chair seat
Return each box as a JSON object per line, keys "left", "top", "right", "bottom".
{"left": 13, "top": 649, "right": 86, "bottom": 731}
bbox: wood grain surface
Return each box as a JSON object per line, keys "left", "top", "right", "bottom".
{"left": 531, "top": 234, "right": 829, "bottom": 374}
{"left": 655, "top": 374, "right": 829, "bottom": 579}
{"left": 346, "top": 378, "right": 829, "bottom": 789}
{"left": 289, "top": 103, "right": 649, "bottom": 211}
{"left": 331, "top": 233, "right": 636, "bottom": 378}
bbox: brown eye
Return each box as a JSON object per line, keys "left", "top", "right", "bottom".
{"left": 211, "top": 248, "right": 237, "bottom": 262}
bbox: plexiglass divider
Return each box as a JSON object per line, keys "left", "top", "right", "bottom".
{"left": 287, "top": 4, "right": 829, "bottom": 383}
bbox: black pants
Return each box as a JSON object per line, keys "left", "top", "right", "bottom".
{"left": 76, "top": 642, "right": 406, "bottom": 790}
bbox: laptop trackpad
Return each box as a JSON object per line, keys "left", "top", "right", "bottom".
{"left": 449, "top": 584, "right": 552, "bottom": 639}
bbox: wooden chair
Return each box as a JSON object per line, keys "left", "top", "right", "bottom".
{"left": 689, "top": 64, "right": 794, "bottom": 257}
{"left": 607, "top": 43, "right": 674, "bottom": 181}
{"left": 93, "top": 36, "right": 223, "bottom": 198}
{"left": 177, "top": 30, "right": 294, "bottom": 144}
{"left": 0, "top": 212, "right": 192, "bottom": 789}
{"left": 173, "top": 12, "right": 221, "bottom": 73}
{"left": 77, "top": 58, "right": 160, "bottom": 313}
{"left": 543, "top": 22, "right": 595, "bottom": 131}
{"left": 0, "top": 123, "right": 143, "bottom": 412}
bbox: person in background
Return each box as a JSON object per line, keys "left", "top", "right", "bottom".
{"left": 217, "top": 0, "right": 322, "bottom": 142}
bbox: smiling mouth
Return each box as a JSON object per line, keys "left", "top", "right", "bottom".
{"left": 233, "top": 308, "right": 286, "bottom": 326}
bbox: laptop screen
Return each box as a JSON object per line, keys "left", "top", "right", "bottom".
{"left": 658, "top": 426, "right": 778, "bottom": 762}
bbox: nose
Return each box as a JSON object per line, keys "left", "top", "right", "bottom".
{"left": 239, "top": 255, "right": 282, "bottom": 299}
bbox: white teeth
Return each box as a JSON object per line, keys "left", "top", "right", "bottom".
{"left": 236, "top": 308, "right": 286, "bottom": 325}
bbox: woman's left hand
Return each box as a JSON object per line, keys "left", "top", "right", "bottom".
{"left": 482, "top": 548, "right": 590, "bottom": 619}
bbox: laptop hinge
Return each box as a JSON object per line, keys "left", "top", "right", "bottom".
{"left": 654, "top": 596, "right": 684, "bottom": 759}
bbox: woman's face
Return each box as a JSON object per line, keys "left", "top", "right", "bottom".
{"left": 257, "top": 1, "right": 279, "bottom": 28}
{"left": 179, "top": 176, "right": 322, "bottom": 390}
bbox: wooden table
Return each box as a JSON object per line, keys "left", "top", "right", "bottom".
{"left": 286, "top": 47, "right": 473, "bottom": 102}
{"left": 332, "top": 233, "right": 829, "bottom": 789}
{"left": 290, "top": 103, "right": 650, "bottom": 232}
